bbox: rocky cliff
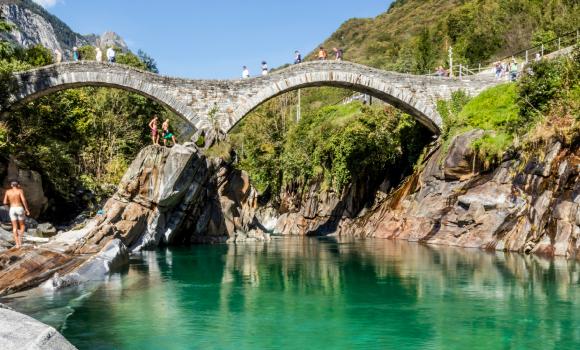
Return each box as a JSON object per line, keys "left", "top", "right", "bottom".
{"left": 0, "top": 143, "right": 266, "bottom": 295}
{"left": 0, "top": 0, "right": 128, "bottom": 53}
{"left": 2, "top": 131, "right": 579, "bottom": 297}
{"left": 271, "top": 132, "right": 580, "bottom": 259}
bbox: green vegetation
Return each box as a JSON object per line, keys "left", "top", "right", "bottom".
{"left": 438, "top": 47, "right": 580, "bottom": 166}
{"left": 214, "top": 96, "right": 430, "bottom": 198}
{"left": 318, "top": 0, "right": 579, "bottom": 73}
{"left": 0, "top": 16, "right": 178, "bottom": 222}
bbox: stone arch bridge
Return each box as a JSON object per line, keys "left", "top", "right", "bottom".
{"left": 8, "top": 61, "right": 498, "bottom": 136}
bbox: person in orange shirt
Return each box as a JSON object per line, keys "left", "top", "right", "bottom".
{"left": 318, "top": 47, "right": 328, "bottom": 60}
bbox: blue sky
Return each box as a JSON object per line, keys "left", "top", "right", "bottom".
{"left": 34, "top": 0, "right": 390, "bottom": 79}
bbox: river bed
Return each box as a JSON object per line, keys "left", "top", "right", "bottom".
{"left": 3, "top": 237, "right": 580, "bottom": 349}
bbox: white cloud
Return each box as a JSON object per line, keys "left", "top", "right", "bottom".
{"left": 32, "top": 0, "right": 62, "bottom": 8}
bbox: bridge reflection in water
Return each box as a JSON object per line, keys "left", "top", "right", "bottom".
{"left": 5, "top": 238, "right": 580, "bottom": 349}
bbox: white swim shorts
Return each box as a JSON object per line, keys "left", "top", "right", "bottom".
{"left": 9, "top": 206, "right": 25, "bottom": 221}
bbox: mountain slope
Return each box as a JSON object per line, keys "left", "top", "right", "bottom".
{"left": 0, "top": 0, "right": 128, "bottom": 54}
{"left": 0, "top": 0, "right": 87, "bottom": 51}
{"left": 315, "top": 0, "right": 580, "bottom": 73}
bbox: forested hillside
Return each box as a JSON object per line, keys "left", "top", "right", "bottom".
{"left": 317, "top": 0, "right": 580, "bottom": 73}
{"left": 223, "top": 0, "right": 580, "bottom": 204}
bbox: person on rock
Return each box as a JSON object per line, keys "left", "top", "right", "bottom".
{"left": 162, "top": 119, "right": 177, "bottom": 147}
{"left": 148, "top": 115, "right": 160, "bottom": 145}
{"left": 3, "top": 181, "right": 30, "bottom": 249}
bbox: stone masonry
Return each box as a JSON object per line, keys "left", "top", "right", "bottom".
{"left": 9, "top": 61, "right": 499, "bottom": 136}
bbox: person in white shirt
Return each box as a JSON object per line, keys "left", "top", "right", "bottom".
{"left": 54, "top": 49, "right": 62, "bottom": 63}
{"left": 261, "top": 61, "right": 268, "bottom": 76}
{"left": 242, "top": 66, "right": 250, "bottom": 78}
{"left": 95, "top": 47, "right": 103, "bottom": 62}
{"left": 106, "top": 47, "right": 116, "bottom": 63}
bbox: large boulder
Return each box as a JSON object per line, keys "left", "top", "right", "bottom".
{"left": 0, "top": 306, "right": 77, "bottom": 350}
{"left": 0, "top": 157, "right": 48, "bottom": 219}
{"left": 443, "top": 129, "right": 485, "bottom": 180}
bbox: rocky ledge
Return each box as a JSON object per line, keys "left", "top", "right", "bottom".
{"left": 0, "top": 143, "right": 267, "bottom": 296}
{"left": 271, "top": 131, "right": 580, "bottom": 259}
{"left": 3, "top": 131, "right": 578, "bottom": 298}
{"left": 0, "top": 303, "right": 77, "bottom": 350}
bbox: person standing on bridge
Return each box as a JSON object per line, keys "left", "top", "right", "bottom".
{"left": 333, "top": 47, "right": 343, "bottom": 61}
{"left": 95, "top": 47, "right": 103, "bottom": 62}
{"left": 261, "top": 61, "right": 269, "bottom": 76}
{"left": 106, "top": 47, "right": 116, "bottom": 63}
{"left": 242, "top": 66, "right": 250, "bottom": 78}
{"left": 510, "top": 59, "right": 519, "bottom": 82}
{"left": 318, "top": 47, "right": 328, "bottom": 60}
{"left": 294, "top": 50, "right": 302, "bottom": 64}
{"left": 73, "top": 47, "right": 79, "bottom": 61}
{"left": 3, "top": 181, "right": 31, "bottom": 249}
{"left": 148, "top": 115, "right": 160, "bottom": 145}
{"left": 54, "top": 49, "right": 62, "bottom": 64}
{"left": 162, "top": 119, "right": 177, "bottom": 147}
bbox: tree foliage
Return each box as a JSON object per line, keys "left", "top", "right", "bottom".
{"left": 0, "top": 36, "right": 180, "bottom": 222}
{"left": 317, "top": 0, "right": 580, "bottom": 73}
{"left": 226, "top": 98, "right": 431, "bottom": 197}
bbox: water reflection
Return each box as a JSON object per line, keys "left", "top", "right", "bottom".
{"left": 4, "top": 238, "right": 580, "bottom": 349}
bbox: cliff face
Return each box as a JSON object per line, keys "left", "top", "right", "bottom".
{"left": 0, "top": 0, "right": 128, "bottom": 53}
{"left": 0, "top": 2, "right": 71, "bottom": 52}
{"left": 271, "top": 132, "right": 580, "bottom": 259}
{"left": 0, "top": 143, "right": 265, "bottom": 295}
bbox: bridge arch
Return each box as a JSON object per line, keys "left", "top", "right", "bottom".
{"left": 227, "top": 62, "right": 447, "bottom": 134}
{"left": 9, "top": 62, "right": 198, "bottom": 131}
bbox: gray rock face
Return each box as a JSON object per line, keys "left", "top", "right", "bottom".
{"left": 0, "top": 0, "right": 91, "bottom": 54}
{"left": 272, "top": 138, "right": 580, "bottom": 258}
{"left": 443, "top": 129, "right": 485, "bottom": 180}
{"left": 0, "top": 307, "right": 77, "bottom": 350}
{"left": 92, "top": 31, "right": 128, "bottom": 51}
{"left": 0, "top": 3, "right": 64, "bottom": 52}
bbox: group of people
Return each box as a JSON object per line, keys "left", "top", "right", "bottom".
{"left": 148, "top": 115, "right": 177, "bottom": 146}
{"left": 1, "top": 115, "right": 177, "bottom": 251}
{"left": 53, "top": 46, "right": 117, "bottom": 64}
{"left": 241, "top": 47, "right": 344, "bottom": 78}
{"left": 494, "top": 59, "right": 520, "bottom": 81}
{"left": 317, "top": 46, "right": 343, "bottom": 61}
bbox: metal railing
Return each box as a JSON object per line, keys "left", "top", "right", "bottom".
{"left": 434, "top": 28, "right": 579, "bottom": 79}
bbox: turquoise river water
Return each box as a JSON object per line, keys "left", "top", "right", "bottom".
{"left": 3, "top": 237, "right": 580, "bottom": 349}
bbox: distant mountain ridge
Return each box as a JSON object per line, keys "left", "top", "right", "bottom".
{"left": 0, "top": 0, "right": 128, "bottom": 55}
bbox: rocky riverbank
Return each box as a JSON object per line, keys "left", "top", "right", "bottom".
{"left": 270, "top": 131, "right": 580, "bottom": 259}
{"left": 1, "top": 131, "right": 579, "bottom": 297}
{"left": 0, "top": 303, "right": 76, "bottom": 350}
{"left": 0, "top": 143, "right": 267, "bottom": 296}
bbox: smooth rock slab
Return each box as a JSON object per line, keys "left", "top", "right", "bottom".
{"left": 0, "top": 307, "right": 77, "bottom": 350}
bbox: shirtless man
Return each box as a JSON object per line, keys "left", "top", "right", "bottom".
{"left": 148, "top": 115, "right": 160, "bottom": 145}
{"left": 3, "top": 181, "right": 30, "bottom": 249}
{"left": 161, "top": 119, "right": 177, "bottom": 147}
